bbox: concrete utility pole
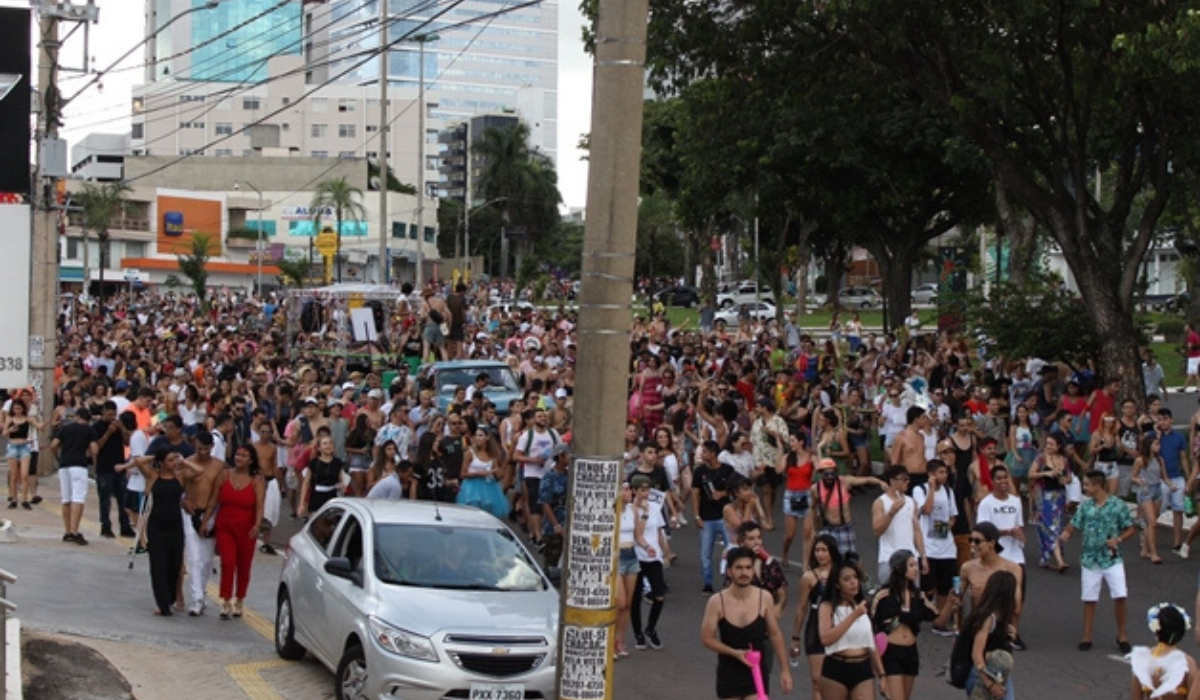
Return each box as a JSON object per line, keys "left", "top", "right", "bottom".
{"left": 413, "top": 33, "right": 437, "bottom": 289}
{"left": 376, "top": 0, "right": 389, "bottom": 284}
{"left": 555, "top": 2, "right": 649, "bottom": 700}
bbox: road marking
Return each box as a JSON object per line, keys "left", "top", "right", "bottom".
{"left": 225, "top": 659, "right": 290, "bottom": 700}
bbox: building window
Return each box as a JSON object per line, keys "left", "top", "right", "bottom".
{"left": 338, "top": 99, "right": 356, "bottom": 113}
{"left": 180, "top": 121, "right": 205, "bottom": 129}
{"left": 339, "top": 124, "right": 356, "bottom": 138}
{"left": 215, "top": 122, "right": 233, "bottom": 136}
{"left": 339, "top": 150, "right": 356, "bottom": 157}
{"left": 66, "top": 238, "right": 79, "bottom": 259}
{"left": 311, "top": 151, "right": 328, "bottom": 158}
{"left": 311, "top": 98, "right": 328, "bottom": 112}
{"left": 214, "top": 149, "right": 233, "bottom": 157}
{"left": 125, "top": 241, "right": 146, "bottom": 258}
{"left": 282, "top": 97, "right": 291, "bottom": 106}
{"left": 242, "top": 149, "right": 254, "bottom": 157}
{"left": 243, "top": 97, "right": 261, "bottom": 110}
{"left": 366, "top": 124, "right": 378, "bottom": 133}
{"left": 131, "top": 123, "right": 144, "bottom": 139}
{"left": 311, "top": 124, "right": 328, "bottom": 138}
{"left": 281, "top": 123, "right": 290, "bottom": 132}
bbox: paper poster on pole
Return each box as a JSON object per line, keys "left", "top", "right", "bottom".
{"left": 0, "top": 205, "right": 30, "bottom": 388}
{"left": 564, "top": 458, "right": 620, "bottom": 609}
{"left": 560, "top": 624, "right": 610, "bottom": 700}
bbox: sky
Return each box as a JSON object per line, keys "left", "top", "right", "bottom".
{"left": 8, "top": 0, "right": 594, "bottom": 209}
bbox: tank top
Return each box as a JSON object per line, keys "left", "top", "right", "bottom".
{"left": 311, "top": 457, "right": 344, "bottom": 490}
{"left": 468, "top": 454, "right": 493, "bottom": 476}
{"left": 825, "top": 604, "right": 875, "bottom": 654}
{"left": 148, "top": 476, "right": 184, "bottom": 532}
{"left": 716, "top": 591, "right": 768, "bottom": 694}
{"left": 786, "top": 455, "right": 814, "bottom": 492}
{"left": 876, "top": 493, "right": 917, "bottom": 564}
{"left": 618, "top": 503, "right": 637, "bottom": 546}
{"left": 6, "top": 420, "right": 29, "bottom": 440}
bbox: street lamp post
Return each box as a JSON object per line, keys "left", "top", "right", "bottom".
{"left": 413, "top": 33, "right": 438, "bottom": 288}
{"left": 235, "top": 180, "right": 264, "bottom": 295}
{"left": 464, "top": 196, "right": 506, "bottom": 276}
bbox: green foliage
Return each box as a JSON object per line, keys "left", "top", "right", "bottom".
{"left": 474, "top": 121, "right": 562, "bottom": 246}
{"left": 310, "top": 177, "right": 368, "bottom": 282}
{"left": 75, "top": 181, "right": 132, "bottom": 243}
{"left": 275, "top": 258, "right": 312, "bottom": 288}
{"left": 164, "top": 274, "right": 181, "bottom": 289}
{"left": 536, "top": 220, "right": 585, "bottom": 278}
{"left": 367, "top": 160, "right": 417, "bottom": 195}
{"left": 1157, "top": 317, "right": 1186, "bottom": 342}
{"left": 176, "top": 234, "right": 212, "bottom": 308}
{"left": 636, "top": 192, "right": 686, "bottom": 280}
{"left": 227, "top": 226, "right": 261, "bottom": 241}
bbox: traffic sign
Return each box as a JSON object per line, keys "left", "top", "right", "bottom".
{"left": 315, "top": 230, "right": 337, "bottom": 257}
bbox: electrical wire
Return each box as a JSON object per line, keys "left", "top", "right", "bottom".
{"left": 124, "top": 0, "right": 542, "bottom": 185}
{"left": 61, "top": 0, "right": 378, "bottom": 131}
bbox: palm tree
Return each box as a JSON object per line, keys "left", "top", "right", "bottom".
{"left": 310, "top": 177, "right": 368, "bottom": 283}
{"left": 474, "top": 122, "right": 563, "bottom": 275}
{"left": 75, "top": 181, "right": 131, "bottom": 308}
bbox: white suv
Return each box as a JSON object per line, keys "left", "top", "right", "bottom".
{"left": 717, "top": 281, "right": 775, "bottom": 309}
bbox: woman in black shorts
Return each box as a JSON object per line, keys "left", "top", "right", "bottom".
{"left": 792, "top": 534, "right": 842, "bottom": 700}
{"left": 870, "top": 550, "right": 957, "bottom": 700}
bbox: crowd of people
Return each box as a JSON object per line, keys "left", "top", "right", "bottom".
{"left": 6, "top": 280, "right": 1200, "bottom": 699}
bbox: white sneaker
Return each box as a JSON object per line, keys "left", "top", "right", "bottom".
{"left": 1180, "top": 544, "right": 1190, "bottom": 559}
{"left": 188, "top": 600, "right": 204, "bottom": 617}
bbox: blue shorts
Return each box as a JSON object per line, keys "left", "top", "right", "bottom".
{"left": 783, "top": 490, "right": 810, "bottom": 519}
{"left": 618, "top": 548, "right": 640, "bottom": 576}
{"left": 1166, "top": 477, "right": 1187, "bottom": 512}
{"left": 1137, "top": 482, "right": 1163, "bottom": 505}
{"left": 5, "top": 443, "right": 31, "bottom": 460}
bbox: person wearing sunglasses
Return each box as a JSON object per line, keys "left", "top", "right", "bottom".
{"left": 959, "top": 522, "right": 1023, "bottom": 620}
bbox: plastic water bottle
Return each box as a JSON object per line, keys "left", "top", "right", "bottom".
{"left": 951, "top": 575, "right": 961, "bottom": 596}
{"left": 788, "top": 642, "right": 802, "bottom": 668}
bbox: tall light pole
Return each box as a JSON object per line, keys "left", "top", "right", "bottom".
{"left": 464, "top": 196, "right": 506, "bottom": 276}
{"left": 235, "top": 180, "right": 264, "bottom": 294}
{"left": 413, "top": 33, "right": 438, "bottom": 288}
{"left": 376, "top": 0, "right": 389, "bottom": 284}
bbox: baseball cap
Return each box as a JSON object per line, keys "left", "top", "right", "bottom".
{"left": 368, "top": 389, "right": 383, "bottom": 399}
{"left": 555, "top": 388, "right": 568, "bottom": 399}
{"left": 817, "top": 458, "right": 838, "bottom": 471}
{"left": 303, "top": 397, "right": 319, "bottom": 406}
{"left": 552, "top": 442, "right": 571, "bottom": 458}
{"left": 342, "top": 382, "right": 356, "bottom": 391}
{"left": 115, "top": 380, "right": 129, "bottom": 391}
{"left": 972, "top": 522, "right": 1005, "bottom": 554}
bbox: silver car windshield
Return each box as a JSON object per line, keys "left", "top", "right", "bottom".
{"left": 374, "top": 523, "right": 545, "bottom": 591}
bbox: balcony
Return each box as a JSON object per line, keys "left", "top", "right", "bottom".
{"left": 66, "top": 212, "right": 151, "bottom": 233}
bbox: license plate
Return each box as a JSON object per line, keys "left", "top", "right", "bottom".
{"left": 469, "top": 683, "right": 524, "bottom": 700}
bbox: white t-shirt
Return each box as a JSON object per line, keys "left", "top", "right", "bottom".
{"left": 634, "top": 503, "right": 666, "bottom": 563}
{"left": 880, "top": 402, "right": 909, "bottom": 437}
{"left": 976, "top": 493, "right": 1026, "bottom": 565}
{"left": 517, "top": 428, "right": 559, "bottom": 480}
{"left": 913, "top": 483, "right": 958, "bottom": 560}
{"left": 718, "top": 450, "right": 756, "bottom": 479}
{"left": 876, "top": 492, "right": 918, "bottom": 565}
{"left": 127, "top": 429, "right": 151, "bottom": 493}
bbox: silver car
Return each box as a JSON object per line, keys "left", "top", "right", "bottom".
{"left": 275, "top": 499, "right": 559, "bottom": 700}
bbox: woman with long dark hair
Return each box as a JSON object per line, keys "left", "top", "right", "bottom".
{"left": 871, "top": 550, "right": 956, "bottom": 700}
{"left": 951, "top": 570, "right": 1017, "bottom": 700}
{"left": 1129, "top": 603, "right": 1195, "bottom": 699}
{"left": 130, "top": 448, "right": 187, "bottom": 616}
{"left": 206, "top": 444, "right": 265, "bottom": 620}
{"left": 792, "top": 534, "right": 843, "bottom": 700}
{"left": 817, "top": 562, "right": 885, "bottom": 700}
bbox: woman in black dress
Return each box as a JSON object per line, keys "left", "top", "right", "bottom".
{"left": 130, "top": 447, "right": 188, "bottom": 616}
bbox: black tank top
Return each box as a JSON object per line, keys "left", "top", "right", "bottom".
{"left": 716, "top": 590, "right": 768, "bottom": 698}
{"left": 148, "top": 477, "right": 184, "bottom": 532}
{"left": 950, "top": 437, "right": 975, "bottom": 534}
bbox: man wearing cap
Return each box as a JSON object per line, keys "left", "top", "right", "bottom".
{"left": 811, "top": 458, "right": 885, "bottom": 564}
{"left": 539, "top": 442, "right": 572, "bottom": 571}
{"left": 358, "top": 389, "right": 386, "bottom": 430}
{"left": 1059, "top": 469, "right": 1138, "bottom": 653}
{"left": 959, "top": 522, "right": 1023, "bottom": 615}
{"left": 111, "top": 380, "right": 131, "bottom": 414}
{"left": 550, "top": 388, "right": 572, "bottom": 433}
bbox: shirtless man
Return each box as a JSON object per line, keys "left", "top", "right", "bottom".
{"left": 960, "top": 521, "right": 1024, "bottom": 622}
{"left": 889, "top": 406, "right": 931, "bottom": 494}
{"left": 179, "top": 432, "right": 228, "bottom": 616}
{"left": 254, "top": 423, "right": 280, "bottom": 555}
{"left": 358, "top": 389, "right": 386, "bottom": 430}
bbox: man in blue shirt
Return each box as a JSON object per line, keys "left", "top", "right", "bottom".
{"left": 1155, "top": 408, "right": 1191, "bottom": 556}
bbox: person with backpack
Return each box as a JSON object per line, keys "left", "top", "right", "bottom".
{"left": 513, "top": 407, "right": 560, "bottom": 548}
{"left": 948, "top": 570, "right": 1017, "bottom": 699}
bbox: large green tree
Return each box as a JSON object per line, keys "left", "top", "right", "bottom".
{"left": 831, "top": 0, "right": 1200, "bottom": 392}
{"left": 473, "top": 121, "right": 562, "bottom": 275}
{"left": 309, "top": 177, "right": 367, "bottom": 283}
{"left": 74, "top": 181, "right": 131, "bottom": 307}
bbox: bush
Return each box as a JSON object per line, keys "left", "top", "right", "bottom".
{"left": 1157, "top": 317, "right": 1186, "bottom": 341}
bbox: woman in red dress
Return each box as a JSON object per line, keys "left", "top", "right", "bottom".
{"left": 205, "top": 445, "right": 265, "bottom": 619}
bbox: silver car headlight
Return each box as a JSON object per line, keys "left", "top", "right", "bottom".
{"left": 368, "top": 617, "right": 438, "bottom": 662}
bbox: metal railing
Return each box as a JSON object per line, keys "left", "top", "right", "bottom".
{"left": 0, "top": 568, "right": 16, "bottom": 700}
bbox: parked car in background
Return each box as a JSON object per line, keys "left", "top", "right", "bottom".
{"left": 838, "top": 286, "right": 883, "bottom": 308}
{"left": 421, "top": 360, "right": 524, "bottom": 415}
{"left": 276, "top": 499, "right": 559, "bottom": 700}
{"left": 654, "top": 285, "right": 701, "bottom": 308}
{"left": 717, "top": 281, "right": 775, "bottom": 309}
{"left": 714, "top": 301, "right": 777, "bottom": 326}
{"left": 911, "top": 283, "right": 938, "bottom": 305}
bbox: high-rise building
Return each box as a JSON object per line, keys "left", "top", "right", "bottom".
{"left": 144, "top": 0, "right": 303, "bottom": 83}
{"left": 437, "top": 113, "right": 519, "bottom": 204}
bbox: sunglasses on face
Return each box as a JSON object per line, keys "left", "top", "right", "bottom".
{"left": 969, "top": 537, "right": 987, "bottom": 544}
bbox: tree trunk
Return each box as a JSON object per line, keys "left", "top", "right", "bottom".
{"left": 1070, "top": 245, "right": 1147, "bottom": 400}
{"left": 822, "top": 242, "right": 847, "bottom": 309}
{"left": 81, "top": 227, "right": 90, "bottom": 299}
{"left": 872, "top": 242, "right": 917, "bottom": 331}
{"left": 993, "top": 179, "right": 1038, "bottom": 288}
{"left": 700, "top": 222, "right": 718, "bottom": 307}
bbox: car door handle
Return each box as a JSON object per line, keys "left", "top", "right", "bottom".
{"left": 315, "top": 578, "right": 323, "bottom": 591}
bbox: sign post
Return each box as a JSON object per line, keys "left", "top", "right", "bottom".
{"left": 316, "top": 229, "right": 337, "bottom": 285}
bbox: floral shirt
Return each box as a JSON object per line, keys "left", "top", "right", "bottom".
{"left": 751, "top": 414, "right": 789, "bottom": 468}
{"left": 1070, "top": 495, "right": 1134, "bottom": 570}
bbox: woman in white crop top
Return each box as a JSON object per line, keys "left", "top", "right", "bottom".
{"left": 818, "top": 563, "right": 885, "bottom": 700}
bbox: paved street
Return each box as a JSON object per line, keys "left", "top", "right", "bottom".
{"left": 5, "top": 449, "right": 1200, "bottom": 700}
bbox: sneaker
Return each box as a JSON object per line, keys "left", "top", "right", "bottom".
{"left": 1179, "top": 544, "right": 1190, "bottom": 559}
{"left": 634, "top": 634, "right": 647, "bottom": 650}
{"left": 646, "top": 629, "right": 663, "bottom": 649}
{"left": 120, "top": 527, "right": 137, "bottom": 538}
{"left": 20, "top": 501, "right": 31, "bottom": 511}
{"left": 30, "top": 495, "right": 42, "bottom": 505}
{"left": 6, "top": 500, "right": 15, "bottom": 510}
{"left": 62, "top": 533, "right": 75, "bottom": 542}
{"left": 259, "top": 543, "right": 278, "bottom": 555}
{"left": 188, "top": 601, "right": 204, "bottom": 617}
{"left": 1172, "top": 544, "right": 1182, "bottom": 553}
{"left": 931, "top": 625, "right": 956, "bottom": 637}
{"left": 1011, "top": 635, "right": 1027, "bottom": 651}
{"left": 74, "top": 533, "right": 88, "bottom": 546}
{"left": 100, "top": 528, "right": 115, "bottom": 539}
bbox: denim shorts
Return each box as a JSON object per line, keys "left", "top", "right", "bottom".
{"left": 1166, "top": 477, "right": 1187, "bottom": 512}
{"left": 5, "top": 443, "right": 31, "bottom": 460}
{"left": 1137, "top": 482, "right": 1163, "bottom": 505}
{"left": 618, "top": 547, "right": 641, "bottom": 576}
{"left": 783, "top": 490, "right": 810, "bottom": 519}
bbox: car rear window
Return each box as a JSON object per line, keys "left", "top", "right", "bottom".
{"left": 373, "top": 524, "right": 545, "bottom": 591}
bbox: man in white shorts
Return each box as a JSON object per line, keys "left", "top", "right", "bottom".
{"left": 49, "top": 408, "right": 98, "bottom": 545}
{"left": 1058, "top": 470, "right": 1138, "bottom": 653}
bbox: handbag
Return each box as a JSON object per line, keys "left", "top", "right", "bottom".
{"left": 1071, "top": 411, "right": 1092, "bottom": 442}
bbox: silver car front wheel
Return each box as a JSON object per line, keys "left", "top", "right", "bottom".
{"left": 336, "top": 644, "right": 368, "bottom": 700}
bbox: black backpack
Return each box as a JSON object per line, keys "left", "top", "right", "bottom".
{"left": 946, "top": 629, "right": 973, "bottom": 689}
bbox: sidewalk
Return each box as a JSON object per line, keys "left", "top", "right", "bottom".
{"left": 0, "top": 465, "right": 328, "bottom": 700}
